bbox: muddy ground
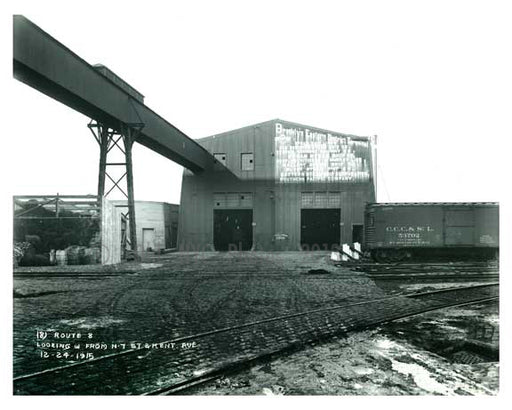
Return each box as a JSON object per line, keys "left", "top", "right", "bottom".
{"left": 189, "top": 290, "right": 498, "bottom": 395}
{"left": 13, "top": 254, "right": 499, "bottom": 395}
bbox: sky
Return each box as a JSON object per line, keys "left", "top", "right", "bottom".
{"left": 3, "top": 0, "right": 511, "bottom": 205}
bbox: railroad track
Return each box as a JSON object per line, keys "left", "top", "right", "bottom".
{"left": 13, "top": 273, "right": 132, "bottom": 279}
{"left": 335, "top": 260, "right": 499, "bottom": 280}
{"left": 13, "top": 283, "right": 498, "bottom": 395}
{"left": 369, "top": 274, "right": 498, "bottom": 281}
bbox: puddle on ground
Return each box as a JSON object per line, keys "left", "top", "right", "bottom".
{"left": 383, "top": 302, "right": 499, "bottom": 367}
{"left": 373, "top": 335, "right": 497, "bottom": 395}
{"left": 399, "top": 282, "right": 492, "bottom": 293}
{"left": 138, "top": 263, "right": 163, "bottom": 269}
{"left": 391, "top": 358, "right": 451, "bottom": 394}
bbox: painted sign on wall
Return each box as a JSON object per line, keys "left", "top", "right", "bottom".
{"left": 275, "top": 123, "right": 372, "bottom": 183}
{"left": 385, "top": 225, "right": 436, "bottom": 246}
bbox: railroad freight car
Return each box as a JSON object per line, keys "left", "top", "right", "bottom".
{"left": 364, "top": 203, "right": 499, "bottom": 262}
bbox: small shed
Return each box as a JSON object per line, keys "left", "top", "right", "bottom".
{"left": 110, "top": 200, "right": 179, "bottom": 253}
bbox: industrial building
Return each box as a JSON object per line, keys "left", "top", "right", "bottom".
{"left": 178, "top": 119, "right": 377, "bottom": 251}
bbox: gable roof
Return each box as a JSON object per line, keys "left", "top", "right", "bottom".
{"left": 197, "top": 119, "right": 371, "bottom": 142}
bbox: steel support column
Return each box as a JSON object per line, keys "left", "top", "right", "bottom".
{"left": 121, "top": 123, "right": 138, "bottom": 259}
{"left": 89, "top": 120, "right": 143, "bottom": 261}
{"left": 97, "top": 125, "right": 108, "bottom": 199}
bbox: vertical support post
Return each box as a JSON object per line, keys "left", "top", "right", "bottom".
{"left": 98, "top": 125, "right": 108, "bottom": 201}
{"left": 372, "top": 134, "right": 378, "bottom": 201}
{"left": 55, "top": 192, "right": 60, "bottom": 218}
{"left": 96, "top": 125, "right": 108, "bottom": 262}
{"left": 122, "top": 125, "right": 138, "bottom": 260}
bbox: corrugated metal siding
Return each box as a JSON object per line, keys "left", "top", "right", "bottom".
{"left": 198, "top": 122, "right": 274, "bottom": 180}
{"left": 178, "top": 120, "right": 376, "bottom": 251}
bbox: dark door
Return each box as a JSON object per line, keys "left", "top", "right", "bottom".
{"left": 165, "top": 225, "right": 171, "bottom": 249}
{"left": 214, "top": 209, "right": 253, "bottom": 251}
{"left": 352, "top": 224, "right": 363, "bottom": 244}
{"left": 301, "top": 209, "right": 340, "bottom": 250}
{"left": 171, "top": 223, "right": 178, "bottom": 248}
{"left": 165, "top": 223, "right": 179, "bottom": 248}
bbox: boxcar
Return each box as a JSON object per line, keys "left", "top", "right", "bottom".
{"left": 364, "top": 202, "right": 499, "bottom": 261}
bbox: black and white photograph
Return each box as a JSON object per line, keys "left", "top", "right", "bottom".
{"left": 2, "top": 0, "right": 511, "bottom": 404}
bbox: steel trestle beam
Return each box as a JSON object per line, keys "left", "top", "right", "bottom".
{"left": 13, "top": 15, "right": 220, "bottom": 174}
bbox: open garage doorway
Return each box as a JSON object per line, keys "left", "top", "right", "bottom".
{"left": 301, "top": 209, "right": 340, "bottom": 250}
{"left": 214, "top": 209, "right": 253, "bottom": 251}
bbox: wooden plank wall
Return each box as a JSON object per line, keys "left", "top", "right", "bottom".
{"left": 101, "top": 198, "right": 122, "bottom": 264}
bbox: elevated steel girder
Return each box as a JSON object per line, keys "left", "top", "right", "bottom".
{"left": 13, "top": 15, "right": 216, "bottom": 174}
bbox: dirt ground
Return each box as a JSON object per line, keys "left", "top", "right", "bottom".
{"left": 188, "top": 297, "right": 499, "bottom": 395}
{"left": 13, "top": 253, "right": 499, "bottom": 395}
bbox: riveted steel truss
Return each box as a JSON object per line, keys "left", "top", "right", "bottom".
{"left": 88, "top": 120, "right": 144, "bottom": 260}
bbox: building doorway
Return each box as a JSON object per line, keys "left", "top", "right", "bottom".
{"left": 214, "top": 209, "right": 253, "bottom": 251}
{"left": 165, "top": 223, "right": 178, "bottom": 249}
{"left": 171, "top": 222, "right": 178, "bottom": 248}
{"left": 352, "top": 224, "right": 364, "bottom": 244}
{"left": 301, "top": 209, "right": 341, "bottom": 250}
{"left": 142, "top": 228, "right": 155, "bottom": 251}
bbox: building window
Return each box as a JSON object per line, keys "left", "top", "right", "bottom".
{"left": 241, "top": 153, "right": 254, "bottom": 171}
{"left": 315, "top": 192, "right": 328, "bottom": 207}
{"left": 301, "top": 192, "right": 314, "bottom": 207}
{"left": 214, "top": 153, "right": 227, "bottom": 166}
{"left": 214, "top": 192, "right": 253, "bottom": 208}
{"left": 213, "top": 193, "right": 225, "bottom": 207}
{"left": 239, "top": 193, "right": 253, "bottom": 207}
{"left": 301, "top": 191, "right": 341, "bottom": 208}
{"left": 328, "top": 192, "right": 341, "bottom": 207}
{"left": 226, "top": 193, "right": 239, "bottom": 207}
